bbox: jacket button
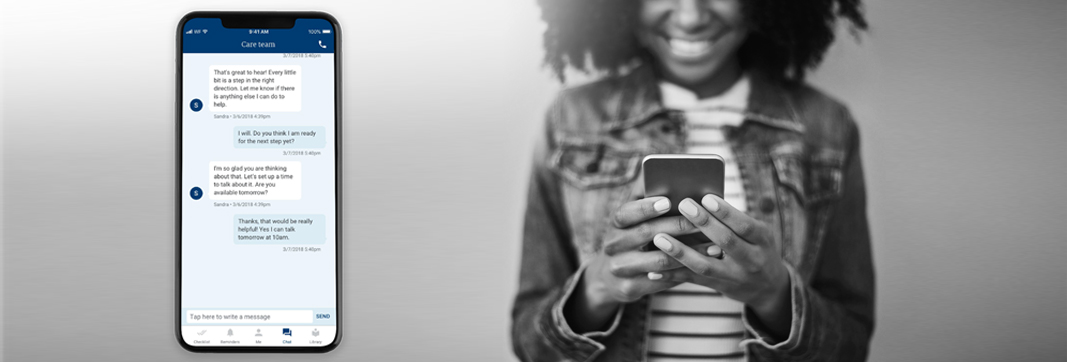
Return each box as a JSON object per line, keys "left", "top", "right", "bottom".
{"left": 585, "top": 161, "right": 599, "bottom": 173}
{"left": 759, "top": 197, "right": 776, "bottom": 213}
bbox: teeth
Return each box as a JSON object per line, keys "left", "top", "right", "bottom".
{"left": 668, "top": 38, "right": 712, "bottom": 57}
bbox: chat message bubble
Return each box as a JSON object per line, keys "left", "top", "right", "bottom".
{"left": 234, "top": 214, "right": 325, "bottom": 245}
{"left": 209, "top": 161, "right": 301, "bottom": 200}
{"left": 209, "top": 65, "right": 301, "bottom": 112}
{"left": 234, "top": 126, "right": 326, "bottom": 149}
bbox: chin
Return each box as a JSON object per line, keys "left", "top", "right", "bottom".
{"left": 661, "top": 62, "right": 721, "bottom": 85}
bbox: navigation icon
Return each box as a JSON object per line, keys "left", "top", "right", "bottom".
{"left": 312, "top": 328, "right": 320, "bottom": 337}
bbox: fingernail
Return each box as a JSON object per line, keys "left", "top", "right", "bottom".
{"left": 701, "top": 194, "right": 720, "bottom": 212}
{"left": 707, "top": 245, "right": 723, "bottom": 257}
{"left": 648, "top": 272, "right": 663, "bottom": 280}
{"left": 653, "top": 234, "right": 673, "bottom": 252}
{"left": 679, "top": 199, "right": 699, "bottom": 217}
{"left": 653, "top": 198, "right": 670, "bottom": 212}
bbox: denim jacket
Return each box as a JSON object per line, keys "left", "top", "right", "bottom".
{"left": 511, "top": 64, "right": 875, "bottom": 362}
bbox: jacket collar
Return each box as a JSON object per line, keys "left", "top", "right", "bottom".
{"left": 608, "top": 63, "right": 805, "bottom": 134}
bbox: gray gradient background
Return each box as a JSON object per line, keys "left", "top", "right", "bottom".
{"left": 2, "top": 0, "right": 1065, "bottom": 361}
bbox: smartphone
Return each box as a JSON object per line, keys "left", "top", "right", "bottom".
{"left": 642, "top": 154, "right": 724, "bottom": 246}
{"left": 176, "top": 11, "right": 341, "bottom": 352}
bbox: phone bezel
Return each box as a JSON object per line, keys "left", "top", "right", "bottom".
{"left": 174, "top": 11, "right": 343, "bottom": 353}
{"left": 642, "top": 153, "right": 725, "bottom": 162}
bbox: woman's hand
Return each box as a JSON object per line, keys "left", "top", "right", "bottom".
{"left": 564, "top": 196, "right": 698, "bottom": 333}
{"left": 649, "top": 194, "right": 793, "bottom": 340}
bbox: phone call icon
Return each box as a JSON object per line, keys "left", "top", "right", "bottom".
{"left": 318, "top": 40, "right": 326, "bottom": 49}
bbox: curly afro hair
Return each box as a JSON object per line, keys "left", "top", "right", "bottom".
{"left": 537, "top": 0, "right": 868, "bottom": 83}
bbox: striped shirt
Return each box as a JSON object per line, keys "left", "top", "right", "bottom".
{"left": 649, "top": 76, "right": 751, "bottom": 362}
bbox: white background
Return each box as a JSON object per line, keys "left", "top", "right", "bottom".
{"left": 2, "top": 0, "right": 1065, "bottom": 361}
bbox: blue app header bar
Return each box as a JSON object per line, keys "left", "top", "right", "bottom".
{"left": 183, "top": 18, "right": 335, "bottom": 54}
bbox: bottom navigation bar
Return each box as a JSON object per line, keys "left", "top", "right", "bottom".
{"left": 181, "top": 326, "right": 337, "bottom": 347}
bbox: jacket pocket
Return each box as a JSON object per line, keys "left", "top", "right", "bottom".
{"left": 550, "top": 141, "right": 643, "bottom": 190}
{"left": 771, "top": 143, "right": 845, "bottom": 205}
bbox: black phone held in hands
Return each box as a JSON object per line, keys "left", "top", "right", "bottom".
{"left": 642, "top": 154, "right": 725, "bottom": 246}
{"left": 642, "top": 154, "right": 725, "bottom": 215}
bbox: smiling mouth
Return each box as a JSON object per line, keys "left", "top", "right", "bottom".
{"left": 664, "top": 36, "right": 714, "bottom": 58}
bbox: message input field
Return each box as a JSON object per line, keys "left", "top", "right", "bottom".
{"left": 186, "top": 310, "right": 313, "bottom": 324}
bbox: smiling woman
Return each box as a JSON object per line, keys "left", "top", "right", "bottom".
{"left": 636, "top": 0, "right": 748, "bottom": 97}
{"left": 538, "top": 0, "right": 866, "bottom": 84}
{"left": 513, "top": 0, "right": 872, "bottom": 361}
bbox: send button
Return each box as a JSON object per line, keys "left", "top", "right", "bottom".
{"left": 315, "top": 313, "right": 332, "bottom": 320}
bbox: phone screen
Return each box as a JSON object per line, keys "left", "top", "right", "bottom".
{"left": 177, "top": 13, "right": 340, "bottom": 351}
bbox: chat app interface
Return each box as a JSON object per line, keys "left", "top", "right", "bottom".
{"left": 180, "top": 18, "right": 336, "bottom": 347}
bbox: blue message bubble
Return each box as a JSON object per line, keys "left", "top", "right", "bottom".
{"left": 233, "top": 126, "right": 325, "bottom": 149}
{"left": 233, "top": 214, "right": 326, "bottom": 245}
